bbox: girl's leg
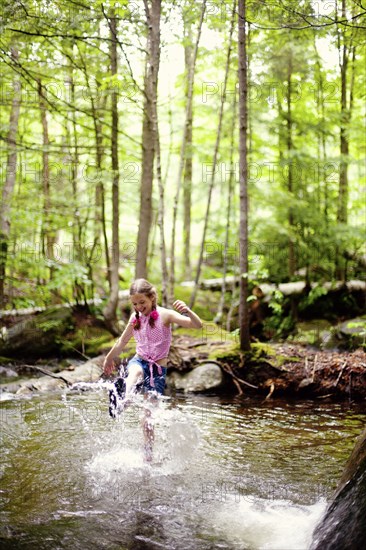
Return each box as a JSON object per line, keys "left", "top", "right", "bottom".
{"left": 124, "top": 363, "right": 144, "bottom": 396}
{"left": 142, "top": 407, "right": 154, "bottom": 462}
{"left": 142, "top": 393, "right": 158, "bottom": 462}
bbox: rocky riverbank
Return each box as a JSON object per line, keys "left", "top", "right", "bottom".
{"left": 1, "top": 335, "right": 365, "bottom": 401}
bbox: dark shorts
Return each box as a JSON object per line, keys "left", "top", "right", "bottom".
{"left": 127, "top": 355, "right": 167, "bottom": 395}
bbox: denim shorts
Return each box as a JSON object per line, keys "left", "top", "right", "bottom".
{"left": 127, "top": 355, "right": 167, "bottom": 395}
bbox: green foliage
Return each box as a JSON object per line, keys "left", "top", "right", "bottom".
{"left": 264, "top": 290, "right": 296, "bottom": 338}
{"left": 0, "top": 0, "right": 365, "bottom": 314}
{"left": 38, "top": 319, "right": 65, "bottom": 333}
{"left": 299, "top": 285, "right": 328, "bottom": 310}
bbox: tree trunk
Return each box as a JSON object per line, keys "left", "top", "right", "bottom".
{"left": 286, "top": 59, "right": 296, "bottom": 279}
{"left": 77, "top": 42, "right": 109, "bottom": 292}
{"left": 169, "top": 0, "right": 207, "bottom": 301}
{"left": 216, "top": 91, "right": 237, "bottom": 324}
{"left": 103, "top": 12, "right": 120, "bottom": 333}
{"left": 337, "top": 0, "right": 349, "bottom": 227}
{"left": 38, "top": 79, "right": 57, "bottom": 280}
{"left": 0, "top": 48, "right": 21, "bottom": 308}
{"left": 154, "top": 103, "right": 169, "bottom": 307}
{"left": 183, "top": 21, "right": 194, "bottom": 280}
{"left": 135, "top": 0, "right": 161, "bottom": 279}
{"left": 189, "top": 0, "right": 236, "bottom": 309}
{"left": 238, "top": 0, "right": 250, "bottom": 351}
{"left": 336, "top": 0, "right": 356, "bottom": 280}
{"left": 65, "top": 69, "right": 83, "bottom": 303}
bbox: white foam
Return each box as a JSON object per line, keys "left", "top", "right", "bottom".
{"left": 210, "top": 497, "right": 327, "bottom": 550}
{"left": 87, "top": 448, "right": 145, "bottom": 474}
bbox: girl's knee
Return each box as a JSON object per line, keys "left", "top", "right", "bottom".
{"left": 126, "top": 363, "right": 143, "bottom": 384}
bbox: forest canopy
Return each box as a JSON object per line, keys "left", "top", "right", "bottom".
{"left": 0, "top": 0, "right": 365, "bottom": 319}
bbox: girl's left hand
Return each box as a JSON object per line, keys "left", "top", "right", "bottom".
{"left": 173, "top": 300, "right": 189, "bottom": 315}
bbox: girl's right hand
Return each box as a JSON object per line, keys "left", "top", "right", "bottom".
{"left": 103, "top": 356, "right": 115, "bottom": 376}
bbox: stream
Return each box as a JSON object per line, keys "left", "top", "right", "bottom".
{"left": 0, "top": 387, "right": 365, "bottom": 550}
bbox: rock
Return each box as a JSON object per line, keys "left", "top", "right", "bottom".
{"left": 310, "top": 427, "right": 366, "bottom": 550}
{"left": 168, "top": 371, "right": 187, "bottom": 390}
{"left": 60, "top": 357, "right": 103, "bottom": 385}
{"left": 336, "top": 316, "right": 366, "bottom": 350}
{"left": 289, "top": 320, "right": 335, "bottom": 349}
{"left": 0, "top": 366, "right": 18, "bottom": 378}
{"left": 168, "top": 363, "right": 223, "bottom": 393}
{"left": 0, "top": 356, "right": 104, "bottom": 395}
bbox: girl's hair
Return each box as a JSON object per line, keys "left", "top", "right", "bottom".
{"left": 129, "top": 279, "right": 158, "bottom": 330}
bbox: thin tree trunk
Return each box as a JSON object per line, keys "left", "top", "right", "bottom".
{"left": 238, "top": 0, "right": 250, "bottom": 351}
{"left": 67, "top": 68, "right": 90, "bottom": 304}
{"left": 215, "top": 91, "right": 237, "bottom": 324}
{"left": 169, "top": 0, "right": 207, "bottom": 301}
{"left": 285, "top": 58, "right": 299, "bottom": 319}
{"left": 38, "top": 79, "right": 56, "bottom": 279}
{"left": 103, "top": 12, "right": 120, "bottom": 333}
{"left": 189, "top": 0, "right": 236, "bottom": 310}
{"left": 0, "top": 48, "right": 21, "bottom": 308}
{"left": 65, "top": 72, "right": 80, "bottom": 300}
{"left": 135, "top": 0, "right": 161, "bottom": 279}
{"left": 337, "top": 0, "right": 349, "bottom": 227}
{"left": 183, "top": 21, "right": 193, "bottom": 279}
{"left": 286, "top": 59, "right": 296, "bottom": 279}
{"left": 154, "top": 103, "right": 169, "bottom": 306}
{"left": 76, "top": 43, "right": 110, "bottom": 291}
{"left": 313, "top": 42, "right": 326, "bottom": 218}
{"left": 336, "top": 0, "right": 355, "bottom": 280}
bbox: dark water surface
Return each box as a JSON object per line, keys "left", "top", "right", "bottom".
{"left": 1, "top": 388, "right": 365, "bottom": 549}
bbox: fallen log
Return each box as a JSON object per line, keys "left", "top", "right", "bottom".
{"left": 181, "top": 277, "right": 366, "bottom": 296}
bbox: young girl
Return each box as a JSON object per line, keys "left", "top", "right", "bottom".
{"left": 103, "top": 278, "right": 203, "bottom": 460}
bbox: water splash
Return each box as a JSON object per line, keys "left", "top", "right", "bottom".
{"left": 208, "top": 496, "right": 327, "bottom": 550}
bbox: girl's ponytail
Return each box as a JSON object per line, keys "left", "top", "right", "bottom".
{"left": 148, "top": 304, "right": 158, "bottom": 327}
{"left": 133, "top": 310, "right": 141, "bottom": 330}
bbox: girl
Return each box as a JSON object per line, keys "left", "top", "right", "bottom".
{"left": 103, "top": 278, "right": 203, "bottom": 460}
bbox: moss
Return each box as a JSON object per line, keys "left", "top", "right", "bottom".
{"left": 59, "top": 325, "right": 115, "bottom": 356}
{"left": 210, "top": 345, "right": 242, "bottom": 364}
{"left": 0, "top": 356, "right": 14, "bottom": 363}
{"left": 250, "top": 342, "right": 277, "bottom": 359}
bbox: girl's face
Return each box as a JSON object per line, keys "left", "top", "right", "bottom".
{"left": 131, "top": 293, "right": 154, "bottom": 316}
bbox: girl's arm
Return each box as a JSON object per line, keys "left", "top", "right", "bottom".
{"left": 168, "top": 300, "right": 203, "bottom": 329}
{"left": 103, "top": 318, "right": 135, "bottom": 375}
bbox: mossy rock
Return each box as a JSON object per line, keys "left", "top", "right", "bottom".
{"left": 336, "top": 316, "right": 366, "bottom": 350}
{"left": 311, "top": 428, "right": 366, "bottom": 549}
{"left": 0, "top": 307, "right": 74, "bottom": 358}
{"left": 59, "top": 325, "right": 116, "bottom": 356}
{"left": 287, "top": 319, "right": 335, "bottom": 348}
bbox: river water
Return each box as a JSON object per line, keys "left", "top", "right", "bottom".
{"left": 0, "top": 387, "right": 365, "bottom": 550}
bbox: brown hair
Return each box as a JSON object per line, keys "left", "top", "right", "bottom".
{"left": 129, "top": 279, "right": 157, "bottom": 330}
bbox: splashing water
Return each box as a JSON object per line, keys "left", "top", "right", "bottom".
{"left": 0, "top": 390, "right": 364, "bottom": 549}
{"left": 208, "top": 496, "right": 326, "bottom": 550}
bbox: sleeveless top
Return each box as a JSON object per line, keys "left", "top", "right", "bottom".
{"left": 130, "top": 307, "right": 172, "bottom": 387}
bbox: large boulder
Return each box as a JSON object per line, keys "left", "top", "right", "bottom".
{"left": 310, "top": 427, "right": 366, "bottom": 550}
{"left": 168, "top": 363, "right": 223, "bottom": 393}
